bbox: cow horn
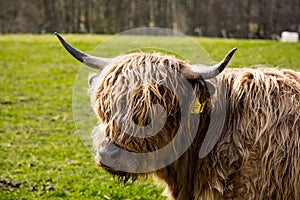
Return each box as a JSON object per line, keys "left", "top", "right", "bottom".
{"left": 185, "top": 48, "right": 237, "bottom": 79}
{"left": 54, "top": 32, "right": 113, "bottom": 69}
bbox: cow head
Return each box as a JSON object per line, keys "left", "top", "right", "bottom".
{"left": 55, "top": 32, "right": 237, "bottom": 181}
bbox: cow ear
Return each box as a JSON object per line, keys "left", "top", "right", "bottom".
{"left": 88, "top": 73, "right": 97, "bottom": 88}
{"left": 204, "top": 80, "right": 216, "bottom": 95}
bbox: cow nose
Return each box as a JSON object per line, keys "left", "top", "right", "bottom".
{"left": 99, "top": 145, "right": 121, "bottom": 161}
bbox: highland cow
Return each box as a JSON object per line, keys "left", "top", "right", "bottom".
{"left": 56, "top": 33, "right": 300, "bottom": 200}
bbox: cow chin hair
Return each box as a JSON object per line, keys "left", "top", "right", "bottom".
{"left": 102, "top": 165, "right": 141, "bottom": 184}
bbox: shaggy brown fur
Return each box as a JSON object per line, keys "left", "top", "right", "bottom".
{"left": 91, "top": 53, "right": 300, "bottom": 200}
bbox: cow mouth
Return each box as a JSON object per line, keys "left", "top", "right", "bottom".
{"left": 94, "top": 141, "right": 140, "bottom": 183}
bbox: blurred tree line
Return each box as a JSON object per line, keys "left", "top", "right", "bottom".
{"left": 0, "top": 0, "right": 299, "bottom": 38}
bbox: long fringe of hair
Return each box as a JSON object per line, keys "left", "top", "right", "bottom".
{"left": 92, "top": 53, "right": 210, "bottom": 174}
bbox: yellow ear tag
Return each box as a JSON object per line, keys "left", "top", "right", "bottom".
{"left": 191, "top": 97, "right": 206, "bottom": 114}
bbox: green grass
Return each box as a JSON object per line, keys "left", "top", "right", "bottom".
{"left": 1, "top": 34, "right": 300, "bottom": 200}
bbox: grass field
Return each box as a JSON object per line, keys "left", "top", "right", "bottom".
{"left": 1, "top": 34, "right": 300, "bottom": 200}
